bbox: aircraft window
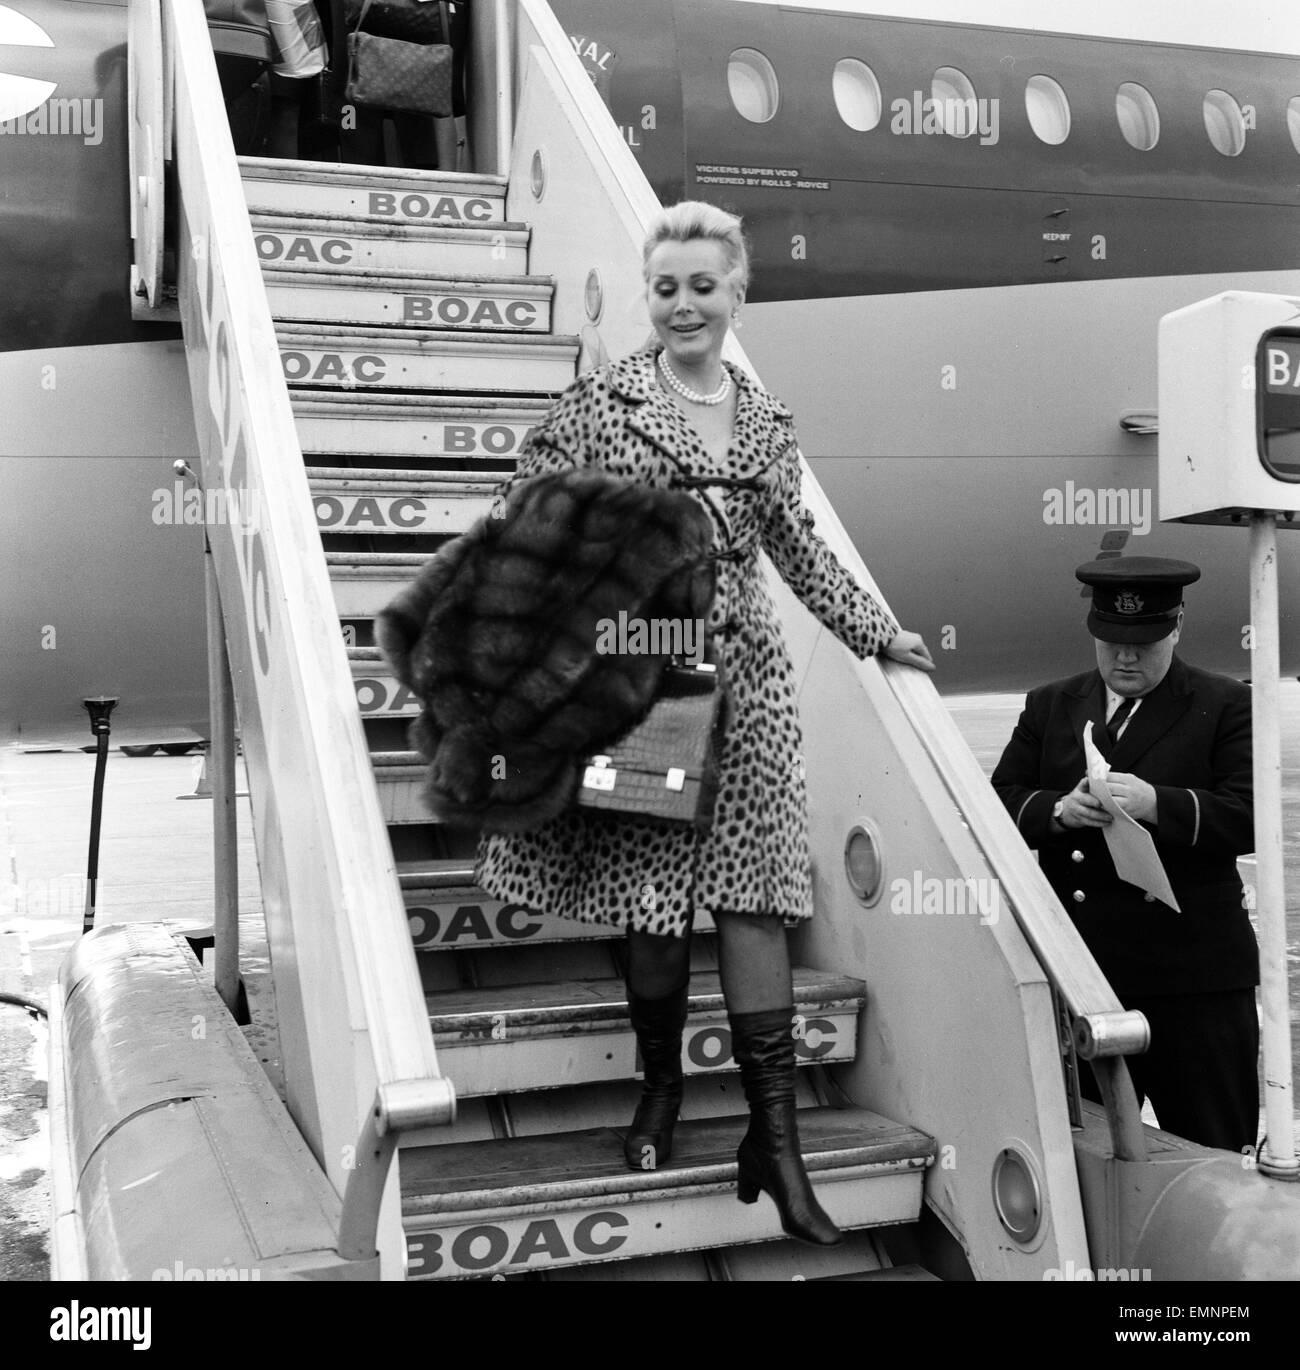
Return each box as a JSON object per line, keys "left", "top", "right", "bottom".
{"left": 1025, "top": 75, "right": 1070, "bottom": 145}
{"left": 832, "top": 58, "right": 882, "bottom": 132}
{"left": 1203, "top": 90, "right": 1246, "bottom": 156}
{"left": 931, "top": 66, "right": 979, "bottom": 138}
{"left": 728, "top": 48, "right": 780, "bottom": 124}
{"left": 1290, "top": 98, "right": 1300, "bottom": 154}
{"left": 1116, "top": 82, "right": 1159, "bottom": 150}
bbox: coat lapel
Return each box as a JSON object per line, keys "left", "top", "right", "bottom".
{"left": 1067, "top": 672, "right": 1107, "bottom": 763}
{"left": 611, "top": 348, "right": 795, "bottom": 479}
{"left": 1106, "top": 655, "right": 1195, "bottom": 770}
{"left": 609, "top": 348, "right": 795, "bottom": 549}
{"left": 728, "top": 362, "right": 798, "bottom": 479}
{"left": 612, "top": 350, "right": 701, "bottom": 471}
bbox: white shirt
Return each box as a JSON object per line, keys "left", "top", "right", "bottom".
{"left": 1104, "top": 688, "right": 1142, "bottom": 739}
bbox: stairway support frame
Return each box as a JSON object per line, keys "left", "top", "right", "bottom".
{"left": 206, "top": 536, "right": 241, "bottom": 1017}
{"left": 339, "top": 1080, "right": 458, "bottom": 1263}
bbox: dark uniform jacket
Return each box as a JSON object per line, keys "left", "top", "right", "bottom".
{"left": 991, "top": 655, "right": 1256, "bottom": 997}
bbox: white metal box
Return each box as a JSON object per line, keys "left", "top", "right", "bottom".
{"left": 1158, "top": 291, "right": 1300, "bottom": 526}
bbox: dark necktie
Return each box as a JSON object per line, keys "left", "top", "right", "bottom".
{"left": 1106, "top": 697, "right": 1136, "bottom": 746}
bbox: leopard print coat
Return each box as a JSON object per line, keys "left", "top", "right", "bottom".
{"left": 475, "top": 347, "right": 901, "bottom": 936}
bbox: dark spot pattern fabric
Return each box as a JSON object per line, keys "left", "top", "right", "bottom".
{"left": 477, "top": 348, "right": 900, "bottom": 937}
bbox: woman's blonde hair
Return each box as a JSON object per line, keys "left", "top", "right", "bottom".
{"left": 642, "top": 201, "right": 751, "bottom": 292}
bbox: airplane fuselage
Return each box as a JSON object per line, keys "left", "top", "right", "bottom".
{"left": 1, "top": 0, "right": 1297, "bottom": 734}
{"left": 551, "top": 0, "right": 1300, "bottom": 688}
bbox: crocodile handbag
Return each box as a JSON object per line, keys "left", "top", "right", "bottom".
{"left": 575, "top": 661, "right": 727, "bottom": 833}
{"left": 345, "top": 0, "right": 455, "bottom": 115}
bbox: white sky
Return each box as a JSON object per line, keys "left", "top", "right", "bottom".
{"left": 735, "top": 1, "right": 1300, "bottom": 53}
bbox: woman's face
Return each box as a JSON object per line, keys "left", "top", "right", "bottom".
{"left": 645, "top": 239, "right": 744, "bottom": 371}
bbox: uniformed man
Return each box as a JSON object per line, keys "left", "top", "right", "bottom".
{"left": 991, "top": 556, "right": 1258, "bottom": 1152}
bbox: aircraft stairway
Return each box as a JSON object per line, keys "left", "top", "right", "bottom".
{"left": 96, "top": 0, "right": 1266, "bottom": 1283}
{"left": 239, "top": 153, "right": 937, "bottom": 1281}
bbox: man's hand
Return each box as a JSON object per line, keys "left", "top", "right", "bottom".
{"left": 1106, "top": 772, "right": 1158, "bottom": 824}
{"left": 1057, "top": 777, "right": 1111, "bottom": 829}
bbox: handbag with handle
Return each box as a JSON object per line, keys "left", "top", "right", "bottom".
{"left": 345, "top": 0, "right": 455, "bottom": 116}
{"left": 203, "top": 0, "right": 276, "bottom": 57}
{"left": 575, "top": 660, "right": 728, "bottom": 833}
{"left": 342, "top": 0, "right": 465, "bottom": 44}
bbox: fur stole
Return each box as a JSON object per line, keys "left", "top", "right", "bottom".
{"left": 376, "top": 469, "right": 716, "bottom": 830}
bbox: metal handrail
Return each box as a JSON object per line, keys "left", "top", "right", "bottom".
{"left": 794, "top": 465, "right": 1149, "bottom": 1160}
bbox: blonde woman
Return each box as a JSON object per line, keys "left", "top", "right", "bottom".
{"left": 474, "top": 201, "right": 934, "bottom": 1245}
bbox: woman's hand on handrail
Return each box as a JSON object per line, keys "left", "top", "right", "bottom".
{"left": 882, "top": 630, "right": 936, "bottom": 672}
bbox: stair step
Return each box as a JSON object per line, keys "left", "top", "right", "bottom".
{"left": 814, "top": 1262, "right": 942, "bottom": 1282}
{"left": 425, "top": 969, "right": 866, "bottom": 1096}
{"left": 316, "top": 466, "right": 497, "bottom": 488}
{"left": 266, "top": 268, "right": 551, "bottom": 332}
{"left": 701, "top": 1232, "right": 895, "bottom": 1282}
{"left": 369, "top": 747, "right": 434, "bottom": 825}
{"left": 252, "top": 212, "right": 529, "bottom": 277}
{"left": 327, "top": 554, "right": 425, "bottom": 619}
{"left": 400, "top": 1107, "right": 933, "bottom": 1279}
{"left": 395, "top": 858, "right": 718, "bottom": 948}
{"left": 277, "top": 323, "right": 578, "bottom": 394}
{"left": 239, "top": 156, "right": 507, "bottom": 224}
{"left": 350, "top": 648, "right": 420, "bottom": 719}
{"left": 314, "top": 473, "right": 494, "bottom": 537}
{"left": 291, "top": 391, "right": 547, "bottom": 461}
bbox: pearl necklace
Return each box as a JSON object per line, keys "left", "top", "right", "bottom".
{"left": 657, "top": 351, "right": 732, "bottom": 406}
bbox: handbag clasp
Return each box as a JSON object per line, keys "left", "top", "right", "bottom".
{"left": 582, "top": 757, "right": 617, "bottom": 792}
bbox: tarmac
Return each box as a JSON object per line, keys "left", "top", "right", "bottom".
{"left": 0, "top": 743, "right": 266, "bottom": 1282}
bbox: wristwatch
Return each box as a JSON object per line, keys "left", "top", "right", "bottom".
{"left": 1052, "top": 798, "right": 1066, "bottom": 826}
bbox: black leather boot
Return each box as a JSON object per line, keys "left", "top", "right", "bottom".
{"left": 729, "top": 1006, "right": 843, "bottom": 1246}
{"left": 623, "top": 981, "right": 690, "bottom": 1170}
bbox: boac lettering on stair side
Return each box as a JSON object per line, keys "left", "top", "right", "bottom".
{"left": 281, "top": 352, "right": 387, "bottom": 384}
{"left": 183, "top": 221, "right": 272, "bottom": 676}
{"left": 368, "top": 191, "right": 495, "bottom": 222}
{"left": 402, "top": 295, "right": 539, "bottom": 329}
{"left": 315, "top": 496, "right": 426, "bottom": 530}
{"left": 409, "top": 1210, "right": 629, "bottom": 1275}
{"left": 441, "top": 424, "right": 527, "bottom": 456}
{"left": 255, "top": 233, "right": 354, "bottom": 266}
{"left": 353, "top": 676, "right": 420, "bottom": 715}
{"left": 673, "top": 1020, "right": 838, "bottom": 1070}
{"left": 408, "top": 903, "right": 544, "bottom": 946}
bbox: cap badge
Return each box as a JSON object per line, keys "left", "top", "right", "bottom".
{"left": 1114, "top": 591, "right": 1144, "bottom": 615}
